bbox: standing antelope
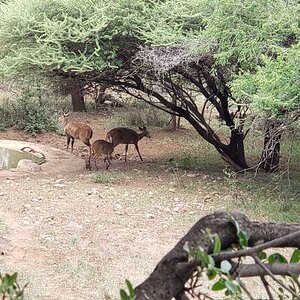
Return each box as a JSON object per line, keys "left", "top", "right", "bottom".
{"left": 106, "top": 126, "right": 151, "bottom": 162}
{"left": 90, "top": 140, "right": 114, "bottom": 170}
{"left": 59, "top": 112, "right": 93, "bottom": 154}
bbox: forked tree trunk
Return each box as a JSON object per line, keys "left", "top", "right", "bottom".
{"left": 69, "top": 77, "right": 86, "bottom": 112}
{"left": 259, "top": 119, "right": 282, "bottom": 172}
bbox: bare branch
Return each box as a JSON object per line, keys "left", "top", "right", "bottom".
{"left": 260, "top": 276, "right": 275, "bottom": 300}
{"left": 214, "top": 230, "right": 300, "bottom": 262}
{"left": 234, "top": 262, "right": 300, "bottom": 277}
{"left": 252, "top": 255, "right": 300, "bottom": 299}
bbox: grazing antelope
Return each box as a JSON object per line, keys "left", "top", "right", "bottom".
{"left": 106, "top": 126, "right": 151, "bottom": 162}
{"left": 90, "top": 139, "right": 114, "bottom": 170}
{"left": 59, "top": 112, "right": 93, "bottom": 154}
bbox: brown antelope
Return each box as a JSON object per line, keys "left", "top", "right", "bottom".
{"left": 106, "top": 126, "right": 151, "bottom": 162}
{"left": 59, "top": 112, "right": 93, "bottom": 154}
{"left": 90, "top": 139, "right": 114, "bottom": 170}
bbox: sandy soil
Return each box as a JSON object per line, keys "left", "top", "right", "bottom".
{"left": 0, "top": 112, "right": 278, "bottom": 299}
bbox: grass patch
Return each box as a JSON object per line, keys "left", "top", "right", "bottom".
{"left": 93, "top": 171, "right": 125, "bottom": 184}
{"left": 215, "top": 170, "right": 300, "bottom": 223}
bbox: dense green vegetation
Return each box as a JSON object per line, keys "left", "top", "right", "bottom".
{"left": 0, "top": 0, "right": 299, "bottom": 171}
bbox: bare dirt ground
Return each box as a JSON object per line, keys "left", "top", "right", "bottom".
{"left": 0, "top": 112, "right": 269, "bottom": 299}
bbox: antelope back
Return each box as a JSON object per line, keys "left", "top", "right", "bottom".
{"left": 65, "top": 122, "right": 93, "bottom": 140}
{"left": 107, "top": 127, "right": 139, "bottom": 146}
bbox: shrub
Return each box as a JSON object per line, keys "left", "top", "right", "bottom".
{"left": 0, "top": 91, "right": 58, "bottom": 135}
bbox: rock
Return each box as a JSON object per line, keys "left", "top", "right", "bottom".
{"left": 146, "top": 213, "right": 155, "bottom": 219}
{"left": 17, "top": 159, "right": 42, "bottom": 172}
{"left": 187, "top": 173, "right": 198, "bottom": 178}
{"left": 53, "top": 183, "right": 67, "bottom": 188}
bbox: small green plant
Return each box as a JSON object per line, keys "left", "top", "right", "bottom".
{"left": 0, "top": 273, "right": 27, "bottom": 300}
{"left": 120, "top": 279, "right": 135, "bottom": 300}
{"left": 93, "top": 171, "right": 125, "bottom": 184}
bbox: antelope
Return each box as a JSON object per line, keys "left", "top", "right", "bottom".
{"left": 90, "top": 139, "right": 114, "bottom": 170}
{"left": 106, "top": 126, "right": 151, "bottom": 162}
{"left": 59, "top": 112, "right": 93, "bottom": 154}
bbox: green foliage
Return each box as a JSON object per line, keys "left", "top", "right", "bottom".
{"left": 0, "top": 0, "right": 146, "bottom": 77}
{"left": 120, "top": 280, "right": 135, "bottom": 300}
{"left": 0, "top": 273, "right": 26, "bottom": 300}
{"left": 231, "top": 44, "right": 300, "bottom": 116}
{"left": 0, "top": 90, "right": 57, "bottom": 134}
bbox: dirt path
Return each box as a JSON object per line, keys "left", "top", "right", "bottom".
{"left": 0, "top": 168, "right": 216, "bottom": 299}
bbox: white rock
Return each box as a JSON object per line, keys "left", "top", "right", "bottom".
{"left": 17, "top": 159, "right": 42, "bottom": 172}
{"left": 146, "top": 213, "right": 155, "bottom": 219}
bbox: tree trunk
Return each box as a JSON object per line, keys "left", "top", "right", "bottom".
{"left": 171, "top": 96, "right": 177, "bottom": 131}
{"left": 135, "top": 211, "right": 300, "bottom": 300}
{"left": 69, "top": 77, "right": 86, "bottom": 112}
{"left": 259, "top": 119, "right": 282, "bottom": 172}
{"left": 95, "top": 84, "right": 108, "bottom": 108}
{"left": 222, "top": 128, "right": 248, "bottom": 170}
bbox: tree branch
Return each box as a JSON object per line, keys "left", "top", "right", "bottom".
{"left": 234, "top": 262, "right": 300, "bottom": 277}
{"left": 135, "top": 211, "right": 300, "bottom": 300}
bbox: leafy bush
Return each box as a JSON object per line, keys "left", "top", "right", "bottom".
{"left": 0, "top": 91, "right": 58, "bottom": 134}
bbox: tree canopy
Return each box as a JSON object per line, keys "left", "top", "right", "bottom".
{"left": 0, "top": 0, "right": 299, "bottom": 170}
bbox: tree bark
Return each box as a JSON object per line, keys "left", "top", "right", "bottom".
{"left": 259, "top": 119, "right": 282, "bottom": 172}
{"left": 69, "top": 77, "right": 86, "bottom": 112}
{"left": 135, "top": 211, "right": 300, "bottom": 300}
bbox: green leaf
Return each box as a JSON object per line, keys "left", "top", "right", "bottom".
{"left": 206, "top": 268, "right": 218, "bottom": 280}
{"left": 225, "top": 280, "right": 238, "bottom": 294}
{"left": 220, "top": 260, "right": 232, "bottom": 273}
{"left": 120, "top": 289, "right": 129, "bottom": 300}
{"left": 290, "top": 249, "right": 300, "bottom": 263}
{"left": 268, "top": 253, "right": 288, "bottom": 264}
{"left": 258, "top": 251, "right": 267, "bottom": 261}
{"left": 212, "top": 279, "right": 226, "bottom": 291}
{"left": 213, "top": 235, "right": 221, "bottom": 255}
{"left": 125, "top": 279, "right": 135, "bottom": 298}
{"left": 238, "top": 230, "right": 249, "bottom": 248}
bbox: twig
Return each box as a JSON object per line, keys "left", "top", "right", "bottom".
{"left": 236, "top": 277, "right": 255, "bottom": 300}
{"left": 260, "top": 276, "right": 275, "bottom": 300}
{"left": 252, "top": 255, "right": 300, "bottom": 299}
{"left": 213, "top": 230, "right": 300, "bottom": 262}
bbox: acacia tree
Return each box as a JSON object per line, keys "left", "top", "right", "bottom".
{"left": 0, "top": 0, "right": 299, "bottom": 170}
{"left": 118, "top": 0, "right": 300, "bottom": 172}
